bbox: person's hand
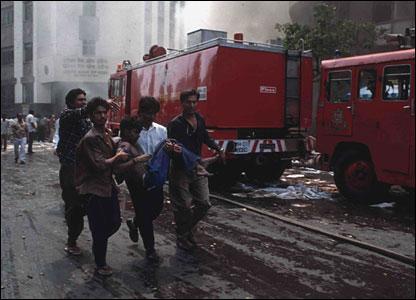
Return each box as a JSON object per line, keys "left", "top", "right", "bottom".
{"left": 173, "top": 144, "right": 182, "bottom": 154}
{"left": 164, "top": 140, "right": 174, "bottom": 152}
{"left": 105, "top": 127, "right": 113, "bottom": 136}
{"left": 107, "top": 98, "right": 120, "bottom": 112}
{"left": 116, "top": 149, "right": 129, "bottom": 161}
{"left": 217, "top": 149, "right": 226, "bottom": 164}
{"left": 134, "top": 154, "right": 152, "bottom": 163}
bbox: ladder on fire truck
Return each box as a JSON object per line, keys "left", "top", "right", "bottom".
{"left": 285, "top": 50, "right": 302, "bottom": 134}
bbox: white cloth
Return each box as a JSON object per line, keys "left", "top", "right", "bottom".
{"left": 53, "top": 118, "right": 60, "bottom": 150}
{"left": 137, "top": 122, "right": 167, "bottom": 155}
{"left": 25, "top": 114, "right": 37, "bottom": 133}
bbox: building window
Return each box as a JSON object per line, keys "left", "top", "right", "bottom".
{"left": 24, "top": 43, "right": 33, "bottom": 62}
{"left": 1, "top": 47, "right": 14, "bottom": 65}
{"left": 144, "top": 2, "right": 152, "bottom": 52}
{"left": 83, "top": 1, "right": 96, "bottom": 16}
{"left": 23, "top": 83, "right": 34, "bottom": 104}
{"left": 82, "top": 40, "right": 95, "bottom": 56}
{"left": 24, "top": 1, "right": 33, "bottom": 21}
{"left": 169, "top": 2, "right": 176, "bottom": 48}
{"left": 328, "top": 71, "right": 351, "bottom": 103}
{"left": 372, "top": 2, "right": 393, "bottom": 23}
{"left": 383, "top": 65, "right": 411, "bottom": 101}
{"left": 158, "top": 1, "right": 165, "bottom": 45}
{"left": 1, "top": 6, "right": 13, "bottom": 25}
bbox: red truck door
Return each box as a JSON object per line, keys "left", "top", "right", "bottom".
{"left": 376, "top": 63, "right": 412, "bottom": 174}
{"left": 323, "top": 70, "right": 353, "bottom": 136}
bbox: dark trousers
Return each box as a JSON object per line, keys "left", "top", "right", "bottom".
{"left": 86, "top": 188, "right": 121, "bottom": 268}
{"left": 27, "top": 132, "right": 35, "bottom": 153}
{"left": 169, "top": 168, "right": 211, "bottom": 238}
{"left": 126, "top": 179, "right": 164, "bottom": 253}
{"left": 59, "top": 164, "right": 85, "bottom": 246}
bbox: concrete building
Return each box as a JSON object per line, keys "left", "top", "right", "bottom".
{"left": 289, "top": 1, "right": 415, "bottom": 51}
{"left": 1, "top": 1, "right": 185, "bottom": 117}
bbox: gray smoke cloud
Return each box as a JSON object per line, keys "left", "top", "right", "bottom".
{"left": 184, "top": 1, "right": 290, "bottom": 43}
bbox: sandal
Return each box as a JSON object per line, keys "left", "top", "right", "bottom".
{"left": 96, "top": 265, "right": 113, "bottom": 276}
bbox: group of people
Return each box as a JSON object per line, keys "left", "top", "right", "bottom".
{"left": 57, "top": 88, "right": 224, "bottom": 276}
{"left": 1, "top": 111, "right": 57, "bottom": 164}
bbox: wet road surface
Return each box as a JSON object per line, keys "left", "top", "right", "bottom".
{"left": 1, "top": 143, "right": 415, "bottom": 298}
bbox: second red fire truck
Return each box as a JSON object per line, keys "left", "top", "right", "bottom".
{"left": 316, "top": 48, "right": 415, "bottom": 201}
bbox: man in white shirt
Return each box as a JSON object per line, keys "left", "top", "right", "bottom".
{"left": 25, "top": 110, "right": 37, "bottom": 154}
{"left": 126, "top": 96, "right": 169, "bottom": 262}
{"left": 1, "top": 114, "right": 11, "bottom": 151}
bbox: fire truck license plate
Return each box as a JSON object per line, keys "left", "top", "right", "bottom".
{"left": 235, "top": 140, "right": 250, "bottom": 153}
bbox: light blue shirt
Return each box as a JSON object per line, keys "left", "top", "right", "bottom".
{"left": 137, "top": 122, "right": 167, "bottom": 155}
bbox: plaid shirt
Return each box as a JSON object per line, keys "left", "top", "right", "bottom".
{"left": 57, "top": 107, "right": 92, "bottom": 166}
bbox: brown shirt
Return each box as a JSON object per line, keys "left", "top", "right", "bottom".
{"left": 75, "top": 127, "right": 118, "bottom": 198}
{"left": 11, "top": 120, "right": 27, "bottom": 139}
{"left": 113, "top": 141, "right": 147, "bottom": 184}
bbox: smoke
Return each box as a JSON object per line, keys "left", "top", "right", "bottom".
{"left": 183, "top": 1, "right": 291, "bottom": 43}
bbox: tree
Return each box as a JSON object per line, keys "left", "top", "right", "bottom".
{"left": 276, "top": 3, "right": 385, "bottom": 77}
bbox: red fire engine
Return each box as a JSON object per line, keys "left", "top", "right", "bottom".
{"left": 316, "top": 48, "right": 415, "bottom": 200}
{"left": 108, "top": 30, "right": 313, "bottom": 183}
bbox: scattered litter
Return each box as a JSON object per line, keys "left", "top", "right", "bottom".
{"left": 233, "top": 184, "right": 332, "bottom": 201}
{"left": 370, "top": 202, "right": 395, "bottom": 208}
{"left": 300, "top": 167, "right": 322, "bottom": 174}
{"left": 286, "top": 174, "right": 305, "bottom": 178}
{"left": 291, "top": 203, "right": 311, "bottom": 208}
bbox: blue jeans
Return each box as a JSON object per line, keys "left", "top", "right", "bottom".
{"left": 14, "top": 137, "right": 26, "bottom": 162}
{"left": 86, "top": 188, "right": 121, "bottom": 268}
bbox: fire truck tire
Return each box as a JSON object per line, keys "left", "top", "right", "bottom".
{"left": 334, "top": 151, "right": 388, "bottom": 202}
{"left": 246, "top": 160, "right": 290, "bottom": 182}
{"left": 208, "top": 166, "right": 242, "bottom": 190}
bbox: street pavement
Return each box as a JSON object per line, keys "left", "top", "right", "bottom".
{"left": 1, "top": 142, "right": 415, "bottom": 299}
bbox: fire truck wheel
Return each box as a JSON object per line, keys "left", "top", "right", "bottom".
{"left": 334, "top": 151, "right": 387, "bottom": 202}
{"left": 208, "top": 167, "right": 242, "bottom": 190}
{"left": 246, "top": 160, "right": 290, "bottom": 182}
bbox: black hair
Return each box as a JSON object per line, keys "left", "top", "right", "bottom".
{"left": 180, "top": 89, "right": 200, "bottom": 103}
{"left": 29, "top": 109, "right": 35, "bottom": 114}
{"left": 65, "top": 88, "right": 86, "bottom": 108}
{"left": 139, "top": 96, "right": 160, "bottom": 114}
{"left": 86, "top": 97, "right": 110, "bottom": 117}
{"left": 120, "top": 116, "right": 143, "bottom": 138}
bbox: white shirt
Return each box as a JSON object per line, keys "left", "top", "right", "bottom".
{"left": 25, "top": 114, "right": 37, "bottom": 133}
{"left": 137, "top": 122, "right": 167, "bottom": 155}
{"left": 1, "top": 119, "right": 10, "bottom": 135}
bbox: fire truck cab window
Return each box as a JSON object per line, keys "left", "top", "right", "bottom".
{"left": 328, "top": 71, "right": 351, "bottom": 103}
{"left": 383, "top": 65, "right": 411, "bottom": 101}
{"left": 358, "top": 70, "right": 376, "bottom": 100}
{"left": 111, "top": 79, "right": 123, "bottom": 97}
